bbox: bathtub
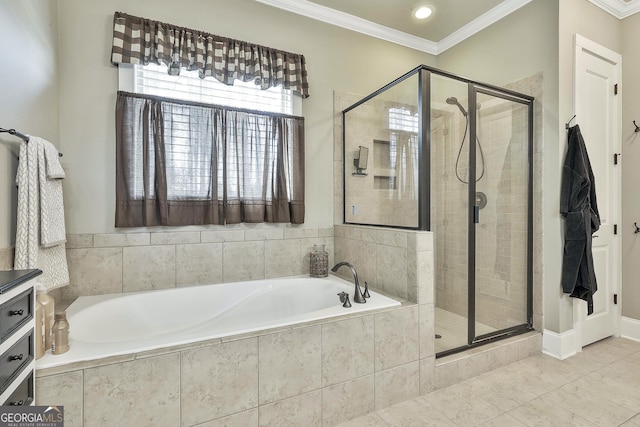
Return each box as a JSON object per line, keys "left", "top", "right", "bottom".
{"left": 37, "top": 274, "right": 400, "bottom": 368}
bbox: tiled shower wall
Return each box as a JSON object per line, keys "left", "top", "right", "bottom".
{"left": 341, "top": 90, "right": 419, "bottom": 228}
{"left": 61, "top": 226, "right": 334, "bottom": 302}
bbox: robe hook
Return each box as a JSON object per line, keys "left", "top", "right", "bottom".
{"left": 565, "top": 115, "right": 576, "bottom": 130}
{"left": 634, "top": 121, "right": 640, "bottom": 133}
{"left": 635, "top": 223, "right": 640, "bottom": 234}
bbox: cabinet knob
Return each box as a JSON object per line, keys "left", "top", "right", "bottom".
{"left": 9, "top": 354, "right": 23, "bottom": 361}
{"left": 9, "top": 400, "right": 24, "bottom": 406}
{"left": 9, "top": 309, "right": 24, "bottom": 316}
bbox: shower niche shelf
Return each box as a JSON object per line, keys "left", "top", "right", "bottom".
{"left": 374, "top": 175, "right": 396, "bottom": 190}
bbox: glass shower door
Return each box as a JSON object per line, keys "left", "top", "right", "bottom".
{"left": 470, "top": 87, "right": 533, "bottom": 343}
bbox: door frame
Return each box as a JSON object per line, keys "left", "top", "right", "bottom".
{"left": 571, "top": 33, "right": 622, "bottom": 351}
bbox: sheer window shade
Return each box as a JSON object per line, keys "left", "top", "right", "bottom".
{"left": 115, "top": 91, "right": 305, "bottom": 227}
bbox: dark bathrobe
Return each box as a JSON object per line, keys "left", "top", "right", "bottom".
{"left": 560, "top": 125, "right": 600, "bottom": 315}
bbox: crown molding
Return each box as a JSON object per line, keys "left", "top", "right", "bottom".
{"left": 437, "top": 0, "right": 534, "bottom": 54}
{"left": 255, "top": 0, "right": 438, "bottom": 54}
{"left": 587, "top": 0, "right": 640, "bottom": 19}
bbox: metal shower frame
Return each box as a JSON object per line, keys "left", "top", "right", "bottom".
{"left": 341, "top": 64, "right": 535, "bottom": 357}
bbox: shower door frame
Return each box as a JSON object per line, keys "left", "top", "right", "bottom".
{"left": 341, "top": 65, "right": 535, "bottom": 358}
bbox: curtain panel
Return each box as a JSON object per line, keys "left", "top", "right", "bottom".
{"left": 111, "top": 12, "right": 310, "bottom": 98}
{"left": 115, "top": 91, "right": 305, "bottom": 227}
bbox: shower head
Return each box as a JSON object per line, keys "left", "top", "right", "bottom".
{"left": 446, "top": 96, "right": 468, "bottom": 117}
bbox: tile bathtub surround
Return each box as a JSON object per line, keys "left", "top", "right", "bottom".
{"left": 62, "top": 226, "right": 334, "bottom": 301}
{"left": 334, "top": 224, "right": 433, "bottom": 304}
{"left": 36, "top": 304, "right": 434, "bottom": 427}
{"left": 35, "top": 303, "right": 539, "bottom": 427}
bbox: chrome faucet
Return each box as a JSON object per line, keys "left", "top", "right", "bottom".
{"left": 331, "top": 262, "right": 366, "bottom": 304}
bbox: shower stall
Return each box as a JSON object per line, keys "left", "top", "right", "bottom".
{"left": 341, "top": 65, "right": 534, "bottom": 356}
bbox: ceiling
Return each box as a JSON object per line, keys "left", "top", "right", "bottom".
{"left": 256, "top": 0, "right": 640, "bottom": 55}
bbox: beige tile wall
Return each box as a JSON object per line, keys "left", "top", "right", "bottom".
{"left": 0, "top": 247, "right": 13, "bottom": 270}
{"left": 61, "top": 226, "right": 334, "bottom": 303}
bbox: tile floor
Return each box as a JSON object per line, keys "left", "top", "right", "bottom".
{"left": 338, "top": 337, "right": 640, "bottom": 426}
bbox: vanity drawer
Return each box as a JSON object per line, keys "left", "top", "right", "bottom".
{"left": 0, "top": 288, "right": 33, "bottom": 343}
{"left": 0, "top": 331, "right": 33, "bottom": 394}
{"left": 2, "top": 371, "right": 34, "bottom": 406}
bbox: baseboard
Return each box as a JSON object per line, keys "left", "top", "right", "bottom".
{"left": 542, "top": 329, "right": 577, "bottom": 360}
{"left": 621, "top": 316, "right": 640, "bottom": 342}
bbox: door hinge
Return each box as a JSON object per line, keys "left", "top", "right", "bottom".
{"left": 614, "top": 153, "right": 621, "bottom": 165}
{"left": 614, "top": 294, "right": 618, "bottom": 305}
{"left": 614, "top": 224, "right": 618, "bottom": 235}
{"left": 614, "top": 83, "right": 619, "bottom": 95}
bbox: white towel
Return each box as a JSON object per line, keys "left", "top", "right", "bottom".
{"left": 36, "top": 137, "right": 66, "bottom": 247}
{"left": 14, "top": 138, "right": 69, "bottom": 290}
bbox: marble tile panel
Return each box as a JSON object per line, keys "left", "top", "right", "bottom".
{"left": 377, "top": 397, "right": 455, "bottom": 427}
{"left": 419, "top": 303, "right": 435, "bottom": 358}
{"left": 420, "top": 383, "right": 502, "bottom": 426}
{"left": 200, "top": 229, "right": 245, "bottom": 243}
{"left": 457, "top": 350, "right": 491, "bottom": 382}
{"left": 322, "top": 375, "right": 374, "bottom": 427}
{"left": 83, "top": 353, "right": 180, "bottom": 426}
{"left": 464, "top": 368, "right": 538, "bottom": 412}
{"left": 258, "top": 390, "right": 322, "bottom": 427}
{"left": 64, "top": 247, "right": 123, "bottom": 300}
{"left": 265, "top": 239, "right": 302, "bottom": 278}
{"left": 517, "top": 331, "right": 542, "bottom": 359}
{"left": 415, "top": 250, "right": 434, "bottom": 304}
{"left": 150, "top": 231, "right": 200, "bottom": 245}
{"left": 542, "top": 380, "right": 636, "bottom": 426}
{"left": 65, "top": 234, "right": 93, "bottom": 249}
{"left": 434, "top": 360, "right": 458, "bottom": 390}
{"left": 0, "top": 247, "right": 13, "bottom": 271}
{"left": 321, "top": 316, "right": 374, "bottom": 387}
{"left": 507, "top": 395, "right": 595, "bottom": 427}
{"left": 195, "top": 409, "right": 258, "bottom": 427}
{"left": 419, "top": 356, "right": 435, "bottom": 395}
{"left": 93, "top": 233, "right": 149, "bottom": 247}
{"left": 478, "top": 413, "right": 527, "bottom": 426}
{"left": 375, "top": 229, "right": 407, "bottom": 248}
{"left": 223, "top": 241, "right": 265, "bottom": 282}
{"left": 374, "top": 361, "right": 420, "bottom": 410}
{"left": 374, "top": 306, "right": 419, "bottom": 371}
{"left": 181, "top": 339, "right": 259, "bottom": 426}
{"left": 318, "top": 227, "right": 334, "bottom": 237}
{"left": 36, "top": 371, "right": 83, "bottom": 427}
{"left": 244, "top": 228, "right": 284, "bottom": 241}
{"left": 489, "top": 340, "right": 521, "bottom": 370}
{"left": 122, "top": 245, "right": 176, "bottom": 292}
{"left": 283, "top": 226, "right": 318, "bottom": 239}
{"left": 258, "top": 326, "right": 321, "bottom": 404}
{"left": 176, "top": 243, "right": 223, "bottom": 287}
{"left": 334, "top": 413, "right": 388, "bottom": 427}
{"left": 375, "top": 245, "right": 407, "bottom": 299}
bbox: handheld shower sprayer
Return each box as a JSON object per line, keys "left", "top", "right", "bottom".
{"left": 446, "top": 97, "right": 468, "bottom": 117}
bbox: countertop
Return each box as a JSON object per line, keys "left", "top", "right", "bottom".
{"left": 0, "top": 269, "right": 42, "bottom": 294}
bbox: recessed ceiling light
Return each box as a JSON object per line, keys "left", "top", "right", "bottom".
{"left": 414, "top": 6, "right": 432, "bottom": 19}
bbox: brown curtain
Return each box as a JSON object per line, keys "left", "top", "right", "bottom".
{"left": 115, "top": 91, "right": 305, "bottom": 227}
{"left": 111, "top": 12, "right": 310, "bottom": 98}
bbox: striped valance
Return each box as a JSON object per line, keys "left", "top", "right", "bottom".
{"left": 110, "top": 12, "right": 310, "bottom": 98}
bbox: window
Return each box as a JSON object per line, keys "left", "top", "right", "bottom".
{"left": 115, "top": 65, "right": 305, "bottom": 227}
{"left": 119, "top": 63, "right": 301, "bottom": 115}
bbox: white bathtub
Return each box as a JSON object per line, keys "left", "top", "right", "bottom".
{"left": 37, "top": 275, "right": 399, "bottom": 368}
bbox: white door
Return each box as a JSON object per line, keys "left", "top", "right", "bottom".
{"left": 573, "top": 34, "right": 622, "bottom": 347}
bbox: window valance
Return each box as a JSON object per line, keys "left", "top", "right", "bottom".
{"left": 110, "top": 11, "right": 310, "bottom": 98}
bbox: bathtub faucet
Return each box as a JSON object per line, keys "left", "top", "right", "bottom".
{"left": 331, "top": 262, "right": 366, "bottom": 304}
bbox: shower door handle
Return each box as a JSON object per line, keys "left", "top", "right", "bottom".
{"left": 473, "top": 205, "right": 480, "bottom": 224}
